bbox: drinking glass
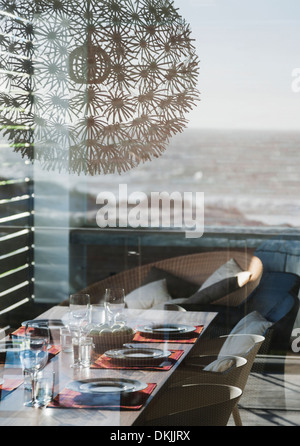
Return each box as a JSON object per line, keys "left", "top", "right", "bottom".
{"left": 20, "top": 322, "right": 50, "bottom": 407}
{"left": 90, "top": 304, "right": 105, "bottom": 325}
{"left": 68, "top": 294, "right": 91, "bottom": 368}
{"left": 68, "top": 293, "right": 90, "bottom": 336}
{"left": 71, "top": 336, "right": 93, "bottom": 369}
{"left": 104, "top": 288, "right": 126, "bottom": 326}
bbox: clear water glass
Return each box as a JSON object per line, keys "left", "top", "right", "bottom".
{"left": 90, "top": 304, "right": 105, "bottom": 325}
{"left": 104, "top": 288, "right": 125, "bottom": 326}
{"left": 35, "top": 370, "right": 55, "bottom": 405}
{"left": 60, "top": 327, "right": 72, "bottom": 353}
{"left": 71, "top": 336, "right": 93, "bottom": 368}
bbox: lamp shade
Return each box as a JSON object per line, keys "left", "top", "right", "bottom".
{"left": 0, "top": 0, "right": 200, "bottom": 175}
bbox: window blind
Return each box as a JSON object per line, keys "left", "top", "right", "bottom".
{"left": 0, "top": 5, "right": 34, "bottom": 317}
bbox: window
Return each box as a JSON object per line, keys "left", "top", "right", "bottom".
{"left": 0, "top": 0, "right": 300, "bottom": 315}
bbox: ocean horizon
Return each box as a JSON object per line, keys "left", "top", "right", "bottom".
{"left": 1, "top": 127, "right": 300, "bottom": 230}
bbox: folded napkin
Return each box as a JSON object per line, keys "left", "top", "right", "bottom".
{"left": 133, "top": 325, "right": 204, "bottom": 343}
{"left": 0, "top": 377, "right": 23, "bottom": 401}
{"left": 91, "top": 350, "right": 184, "bottom": 371}
{"left": 48, "top": 383, "right": 156, "bottom": 410}
{"left": 10, "top": 327, "right": 61, "bottom": 357}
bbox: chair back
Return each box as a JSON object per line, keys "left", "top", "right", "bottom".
{"left": 226, "top": 334, "right": 265, "bottom": 392}
{"left": 176, "top": 334, "right": 265, "bottom": 427}
{"left": 180, "top": 334, "right": 264, "bottom": 392}
{"left": 142, "top": 383, "right": 242, "bottom": 426}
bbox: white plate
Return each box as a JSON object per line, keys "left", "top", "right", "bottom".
{"left": 67, "top": 378, "right": 147, "bottom": 395}
{"left": 104, "top": 347, "right": 171, "bottom": 364}
{"left": 140, "top": 323, "right": 195, "bottom": 336}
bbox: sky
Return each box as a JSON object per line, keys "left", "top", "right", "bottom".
{"left": 174, "top": 0, "right": 300, "bottom": 130}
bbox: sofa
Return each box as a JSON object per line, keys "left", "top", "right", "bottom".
{"left": 62, "top": 250, "right": 263, "bottom": 308}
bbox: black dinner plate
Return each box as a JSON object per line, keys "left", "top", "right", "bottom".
{"left": 67, "top": 378, "right": 147, "bottom": 395}
{"left": 104, "top": 347, "right": 171, "bottom": 365}
{"left": 139, "top": 323, "right": 195, "bottom": 337}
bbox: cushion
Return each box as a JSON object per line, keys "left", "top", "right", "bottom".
{"left": 183, "top": 276, "right": 243, "bottom": 305}
{"left": 203, "top": 356, "right": 236, "bottom": 373}
{"left": 218, "top": 335, "right": 258, "bottom": 357}
{"left": 175, "top": 258, "right": 252, "bottom": 306}
{"left": 219, "top": 311, "right": 273, "bottom": 356}
{"left": 199, "top": 258, "right": 252, "bottom": 291}
{"left": 141, "top": 267, "right": 199, "bottom": 299}
{"left": 230, "top": 311, "right": 273, "bottom": 336}
{"left": 125, "top": 279, "right": 171, "bottom": 310}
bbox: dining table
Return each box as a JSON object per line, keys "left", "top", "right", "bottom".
{"left": 0, "top": 305, "right": 217, "bottom": 427}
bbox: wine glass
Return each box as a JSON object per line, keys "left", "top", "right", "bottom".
{"left": 104, "top": 288, "right": 126, "bottom": 326}
{"left": 68, "top": 293, "right": 90, "bottom": 336}
{"left": 21, "top": 321, "right": 50, "bottom": 407}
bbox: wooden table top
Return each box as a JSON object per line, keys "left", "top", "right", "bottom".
{"left": 0, "top": 306, "right": 217, "bottom": 426}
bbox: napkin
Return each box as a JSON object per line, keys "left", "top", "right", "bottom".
{"left": 91, "top": 350, "right": 184, "bottom": 371}
{"left": 48, "top": 383, "right": 156, "bottom": 410}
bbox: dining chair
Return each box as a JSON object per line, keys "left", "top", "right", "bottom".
{"left": 139, "top": 383, "right": 242, "bottom": 426}
{"left": 168, "top": 333, "right": 265, "bottom": 426}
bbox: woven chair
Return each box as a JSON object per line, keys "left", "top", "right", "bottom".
{"left": 169, "top": 333, "right": 265, "bottom": 426}
{"left": 137, "top": 383, "right": 242, "bottom": 426}
{"left": 61, "top": 250, "right": 263, "bottom": 306}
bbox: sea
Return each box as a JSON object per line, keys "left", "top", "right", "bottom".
{"left": 1, "top": 127, "right": 300, "bottom": 230}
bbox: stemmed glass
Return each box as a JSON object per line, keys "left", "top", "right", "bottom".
{"left": 21, "top": 321, "right": 50, "bottom": 407}
{"left": 68, "top": 293, "right": 90, "bottom": 336}
{"left": 104, "top": 288, "right": 126, "bottom": 326}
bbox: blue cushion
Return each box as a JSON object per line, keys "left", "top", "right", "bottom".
{"left": 242, "top": 272, "right": 299, "bottom": 321}
{"left": 255, "top": 239, "right": 300, "bottom": 273}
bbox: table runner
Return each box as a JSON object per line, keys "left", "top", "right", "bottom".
{"left": 48, "top": 383, "right": 156, "bottom": 410}
{"left": 91, "top": 349, "right": 184, "bottom": 371}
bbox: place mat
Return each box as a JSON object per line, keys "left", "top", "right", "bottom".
{"left": 91, "top": 350, "right": 184, "bottom": 371}
{"left": 10, "top": 327, "right": 61, "bottom": 357}
{"left": 133, "top": 325, "right": 204, "bottom": 343}
{"left": 48, "top": 383, "right": 156, "bottom": 410}
{"left": 0, "top": 377, "right": 23, "bottom": 401}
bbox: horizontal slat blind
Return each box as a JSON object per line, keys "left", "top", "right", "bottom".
{"left": 0, "top": 5, "right": 34, "bottom": 317}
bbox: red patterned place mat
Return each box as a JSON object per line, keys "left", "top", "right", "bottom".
{"left": 48, "top": 383, "right": 156, "bottom": 410}
{"left": 0, "top": 377, "right": 23, "bottom": 400}
{"left": 91, "top": 349, "right": 184, "bottom": 371}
